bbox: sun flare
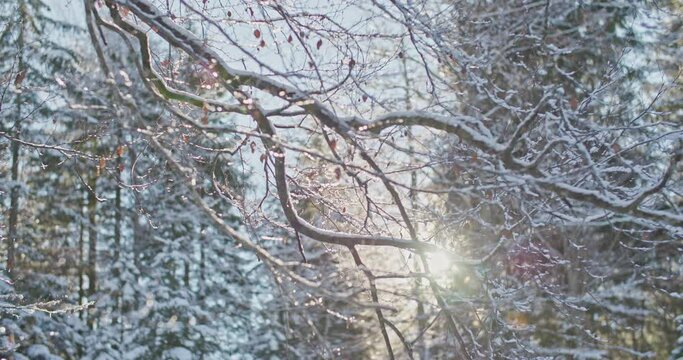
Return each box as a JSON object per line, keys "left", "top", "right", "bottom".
{"left": 427, "top": 251, "right": 454, "bottom": 274}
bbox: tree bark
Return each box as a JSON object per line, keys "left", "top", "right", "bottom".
{"left": 6, "top": 2, "right": 26, "bottom": 278}
{"left": 7, "top": 125, "right": 19, "bottom": 278}
{"left": 87, "top": 175, "right": 98, "bottom": 296}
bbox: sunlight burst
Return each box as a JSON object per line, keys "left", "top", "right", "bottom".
{"left": 427, "top": 251, "right": 454, "bottom": 274}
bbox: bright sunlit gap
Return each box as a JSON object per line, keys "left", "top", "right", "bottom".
{"left": 426, "top": 251, "right": 456, "bottom": 275}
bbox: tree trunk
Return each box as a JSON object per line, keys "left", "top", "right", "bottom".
{"left": 6, "top": 126, "right": 19, "bottom": 278}
{"left": 78, "top": 214, "right": 85, "bottom": 358}
{"left": 129, "top": 148, "right": 141, "bottom": 269}
{"left": 87, "top": 174, "right": 98, "bottom": 301}
{"left": 199, "top": 227, "right": 205, "bottom": 300}
{"left": 114, "top": 135, "right": 124, "bottom": 353}
{"left": 184, "top": 260, "right": 190, "bottom": 288}
{"left": 6, "top": 0, "right": 30, "bottom": 281}
{"left": 114, "top": 151, "right": 122, "bottom": 262}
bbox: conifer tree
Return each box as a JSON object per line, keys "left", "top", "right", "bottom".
{"left": 0, "top": 0, "right": 81, "bottom": 357}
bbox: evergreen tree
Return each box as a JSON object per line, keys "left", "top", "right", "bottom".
{"left": 0, "top": 0, "right": 82, "bottom": 358}
{"left": 672, "top": 315, "right": 683, "bottom": 360}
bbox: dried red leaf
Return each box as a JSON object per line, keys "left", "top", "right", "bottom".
{"left": 570, "top": 97, "right": 578, "bottom": 110}
{"left": 287, "top": 34, "right": 293, "bottom": 43}
{"left": 316, "top": 39, "right": 323, "bottom": 50}
{"left": 14, "top": 69, "right": 26, "bottom": 86}
{"left": 254, "top": 29, "right": 261, "bottom": 38}
{"left": 201, "top": 103, "right": 210, "bottom": 124}
{"left": 451, "top": 165, "right": 461, "bottom": 178}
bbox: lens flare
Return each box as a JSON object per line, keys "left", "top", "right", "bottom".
{"left": 427, "top": 251, "right": 453, "bottom": 274}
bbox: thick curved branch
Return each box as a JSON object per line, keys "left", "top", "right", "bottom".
{"left": 112, "top": 0, "right": 681, "bottom": 247}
